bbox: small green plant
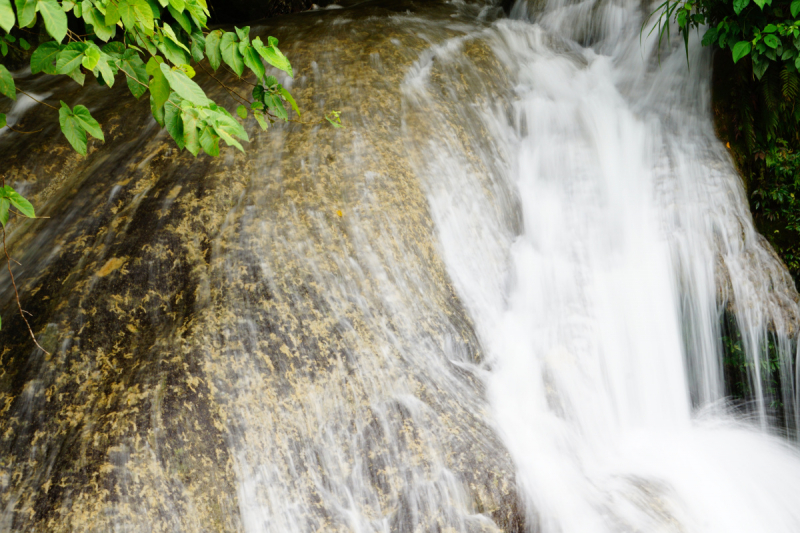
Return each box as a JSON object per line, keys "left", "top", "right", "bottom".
{"left": 646, "top": 0, "right": 800, "bottom": 288}
{"left": 721, "top": 313, "right": 787, "bottom": 421}
{"left": 645, "top": 0, "right": 800, "bottom": 79}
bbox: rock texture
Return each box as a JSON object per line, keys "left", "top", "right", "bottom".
{"left": 0, "top": 1, "right": 525, "bottom": 531}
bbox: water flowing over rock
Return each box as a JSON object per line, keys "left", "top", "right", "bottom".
{"left": 1, "top": 0, "right": 800, "bottom": 530}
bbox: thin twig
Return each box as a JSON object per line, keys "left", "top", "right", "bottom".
{"left": 1, "top": 222, "right": 49, "bottom": 355}
{"left": 0, "top": 176, "right": 49, "bottom": 353}
{"left": 2, "top": 228, "right": 48, "bottom": 353}
{"left": 220, "top": 64, "right": 258, "bottom": 87}
{"left": 5, "top": 125, "right": 44, "bottom": 134}
{"left": 197, "top": 62, "right": 251, "bottom": 105}
{"left": 15, "top": 88, "right": 58, "bottom": 110}
{"left": 113, "top": 59, "right": 150, "bottom": 90}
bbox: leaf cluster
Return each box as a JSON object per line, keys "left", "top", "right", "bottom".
{"left": 647, "top": 0, "right": 800, "bottom": 79}
{"left": 0, "top": 0, "right": 302, "bottom": 157}
{"left": 0, "top": 0, "right": 342, "bottom": 338}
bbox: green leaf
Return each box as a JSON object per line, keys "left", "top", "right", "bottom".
{"left": 83, "top": 6, "right": 115, "bottom": 41}
{"left": 117, "top": 0, "right": 134, "bottom": 28}
{"left": 252, "top": 36, "right": 292, "bottom": 77}
{"left": 145, "top": 54, "right": 164, "bottom": 76}
{"left": 199, "top": 125, "right": 219, "bottom": 156}
{"left": 82, "top": 44, "right": 101, "bottom": 70}
{"left": 185, "top": 0, "right": 205, "bottom": 29}
{"left": 72, "top": 104, "right": 104, "bottom": 140}
{"left": 208, "top": 105, "right": 247, "bottom": 140}
{"left": 168, "top": 4, "right": 191, "bottom": 33}
{"left": 0, "top": 64, "right": 15, "bottom": 100}
{"left": 733, "top": 0, "right": 750, "bottom": 13}
{"left": 753, "top": 56, "right": 769, "bottom": 78}
{"left": 0, "top": 0, "right": 14, "bottom": 33}
{"left": 702, "top": 27, "right": 718, "bottom": 47}
{"left": 159, "top": 62, "right": 209, "bottom": 106}
{"left": 252, "top": 84, "right": 264, "bottom": 103}
{"left": 150, "top": 93, "right": 165, "bottom": 125}
{"left": 36, "top": 0, "right": 67, "bottom": 42}
{"left": 56, "top": 42, "right": 87, "bottom": 74}
{"left": 264, "top": 75, "right": 277, "bottom": 87}
{"left": 793, "top": 0, "right": 800, "bottom": 17}
{"left": 732, "top": 41, "right": 752, "bottom": 63}
{"left": 162, "top": 22, "right": 191, "bottom": 53}
{"left": 234, "top": 25, "right": 249, "bottom": 45}
{"left": 158, "top": 35, "right": 189, "bottom": 67}
{"left": 19, "top": 38, "right": 30, "bottom": 50}
{"left": 14, "top": 0, "right": 37, "bottom": 27}
{"left": 1, "top": 187, "right": 35, "bottom": 218}
{"left": 190, "top": 29, "right": 205, "bottom": 62}
{"left": 119, "top": 0, "right": 153, "bottom": 33}
{"left": 168, "top": 0, "right": 184, "bottom": 11}
{"left": 220, "top": 31, "right": 244, "bottom": 76}
{"left": 144, "top": 0, "right": 161, "bottom": 18}
{"left": 205, "top": 29, "right": 221, "bottom": 70}
{"left": 181, "top": 107, "right": 200, "bottom": 155}
{"left": 253, "top": 109, "right": 268, "bottom": 130}
{"left": 764, "top": 34, "right": 780, "bottom": 48}
{"left": 68, "top": 68, "right": 85, "bottom": 85}
{"left": 242, "top": 46, "right": 264, "bottom": 81}
{"left": 95, "top": 52, "right": 117, "bottom": 86}
{"left": 102, "top": 41, "right": 126, "bottom": 57}
{"left": 165, "top": 95, "right": 185, "bottom": 149}
{"left": 278, "top": 85, "right": 300, "bottom": 116}
{"left": 763, "top": 24, "right": 777, "bottom": 33}
{"left": 31, "top": 41, "right": 62, "bottom": 74}
{"left": 676, "top": 9, "right": 686, "bottom": 29}
{"left": 179, "top": 63, "right": 195, "bottom": 77}
{"left": 753, "top": 0, "right": 765, "bottom": 8}
{"left": 216, "top": 127, "right": 244, "bottom": 151}
{"left": 0, "top": 113, "right": 5, "bottom": 128}
{"left": 105, "top": 0, "right": 120, "bottom": 24}
{"left": 236, "top": 104, "right": 247, "bottom": 119}
{"left": 268, "top": 95, "right": 287, "bottom": 120}
{"left": 148, "top": 58, "right": 170, "bottom": 114}
{"left": 0, "top": 198, "right": 8, "bottom": 228}
{"left": 59, "top": 101, "right": 88, "bottom": 155}
{"left": 121, "top": 51, "right": 148, "bottom": 99}
{"left": 1, "top": 40, "right": 7, "bottom": 56}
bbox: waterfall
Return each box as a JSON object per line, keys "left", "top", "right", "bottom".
{"left": 1, "top": 0, "right": 800, "bottom": 530}
{"left": 403, "top": 0, "right": 800, "bottom": 530}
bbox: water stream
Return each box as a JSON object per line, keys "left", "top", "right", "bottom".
{"left": 406, "top": 0, "right": 800, "bottom": 530}
{"left": 1, "top": 0, "right": 800, "bottom": 530}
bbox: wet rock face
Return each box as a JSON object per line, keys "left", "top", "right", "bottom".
{"left": 0, "top": 1, "right": 524, "bottom": 531}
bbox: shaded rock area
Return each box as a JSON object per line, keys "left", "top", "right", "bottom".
{"left": 0, "top": 0, "right": 526, "bottom": 531}
{"left": 208, "top": 0, "right": 336, "bottom": 25}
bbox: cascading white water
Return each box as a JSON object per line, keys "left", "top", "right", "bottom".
{"left": 403, "top": 0, "right": 800, "bottom": 530}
